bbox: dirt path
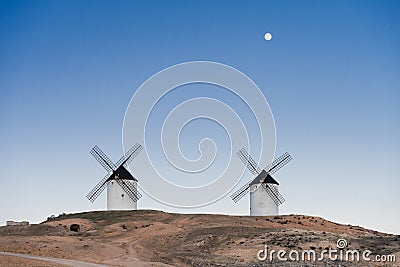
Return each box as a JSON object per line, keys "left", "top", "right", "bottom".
{"left": 0, "top": 251, "right": 109, "bottom": 267}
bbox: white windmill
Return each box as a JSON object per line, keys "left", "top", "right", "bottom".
{"left": 231, "top": 148, "right": 292, "bottom": 216}
{"left": 86, "top": 143, "right": 143, "bottom": 210}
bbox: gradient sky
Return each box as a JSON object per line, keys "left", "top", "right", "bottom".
{"left": 0, "top": 0, "right": 399, "bottom": 234}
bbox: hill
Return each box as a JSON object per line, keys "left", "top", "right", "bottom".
{"left": 0, "top": 210, "right": 399, "bottom": 266}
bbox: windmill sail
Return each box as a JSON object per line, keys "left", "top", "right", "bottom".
{"left": 86, "top": 173, "right": 112, "bottom": 202}
{"left": 266, "top": 152, "right": 292, "bottom": 175}
{"left": 262, "top": 183, "right": 285, "bottom": 206}
{"left": 236, "top": 148, "right": 262, "bottom": 175}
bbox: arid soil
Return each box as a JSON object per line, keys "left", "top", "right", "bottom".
{"left": 0, "top": 254, "right": 65, "bottom": 267}
{"left": 0, "top": 210, "right": 399, "bottom": 266}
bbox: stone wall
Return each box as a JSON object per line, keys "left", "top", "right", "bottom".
{"left": 6, "top": 221, "right": 29, "bottom": 226}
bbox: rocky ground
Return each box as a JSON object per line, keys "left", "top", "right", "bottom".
{"left": 0, "top": 210, "right": 399, "bottom": 266}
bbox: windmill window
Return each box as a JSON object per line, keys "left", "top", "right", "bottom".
{"left": 121, "top": 194, "right": 124, "bottom": 197}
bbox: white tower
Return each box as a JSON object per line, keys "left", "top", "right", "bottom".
{"left": 231, "top": 149, "right": 291, "bottom": 216}
{"left": 107, "top": 179, "right": 138, "bottom": 210}
{"left": 87, "top": 144, "right": 143, "bottom": 210}
{"left": 249, "top": 174, "right": 280, "bottom": 216}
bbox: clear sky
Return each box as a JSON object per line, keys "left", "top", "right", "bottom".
{"left": 0, "top": 1, "right": 399, "bottom": 234}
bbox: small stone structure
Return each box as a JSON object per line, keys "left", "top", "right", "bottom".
{"left": 6, "top": 221, "right": 29, "bottom": 226}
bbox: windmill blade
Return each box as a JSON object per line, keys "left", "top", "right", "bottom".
{"left": 116, "top": 143, "right": 143, "bottom": 168}
{"left": 237, "top": 148, "right": 262, "bottom": 175}
{"left": 117, "top": 179, "right": 142, "bottom": 201}
{"left": 91, "top": 149, "right": 113, "bottom": 173}
{"left": 116, "top": 179, "right": 142, "bottom": 202}
{"left": 123, "top": 180, "right": 142, "bottom": 200}
{"left": 91, "top": 146, "right": 116, "bottom": 172}
{"left": 230, "top": 181, "right": 251, "bottom": 203}
{"left": 266, "top": 152, "right": 292, "bottom": 175}
{"left": 262, "top": 183, "right": 285, "bottom": 206}
{"left": 86, "top": 173, "right": 112, "bottom": 202}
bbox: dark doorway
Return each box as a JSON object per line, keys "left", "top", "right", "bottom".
{"left": 70, "top": 224, "right": 80, "bottom": 232}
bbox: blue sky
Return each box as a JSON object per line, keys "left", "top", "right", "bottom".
{"left": 0, "top": 1, "right": 399, "bottom": 234}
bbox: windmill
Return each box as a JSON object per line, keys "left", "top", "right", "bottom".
{"left": 86, "top": 143, "right": 143, "bottom": 210}
{"left": 231, "top": 148, "right": 292, "bottom": 216}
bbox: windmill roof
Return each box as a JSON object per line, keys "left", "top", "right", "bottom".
{"left": 110, "top": 166, "right": 138, "bottom": 182}
{"left": 249, "top": 170, "right": 279, "bottom": 185}
{"left": 263, "top": 174, "right": 279, "bottom": 185}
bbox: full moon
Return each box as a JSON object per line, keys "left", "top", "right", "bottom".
{"left": 264, "top": 32, "right": 272, "bottom": 41}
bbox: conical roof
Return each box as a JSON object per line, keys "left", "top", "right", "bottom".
{"left": 249, "top": 169, "right": 279, "bottom": 185}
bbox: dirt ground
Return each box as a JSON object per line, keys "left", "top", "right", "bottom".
{"left": 0, "top": 254, "right": 65, "bottom": 267}
{"left": 1, "top": 210, "right": 399, "bottom": 266}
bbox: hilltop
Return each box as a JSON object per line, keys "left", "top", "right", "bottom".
{"left": 0, "top": 210, "right": 399, "bottom": 266}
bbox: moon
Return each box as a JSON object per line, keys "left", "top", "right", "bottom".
{"left": 264, "top": 32, "right": 272, "bottom": 41}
